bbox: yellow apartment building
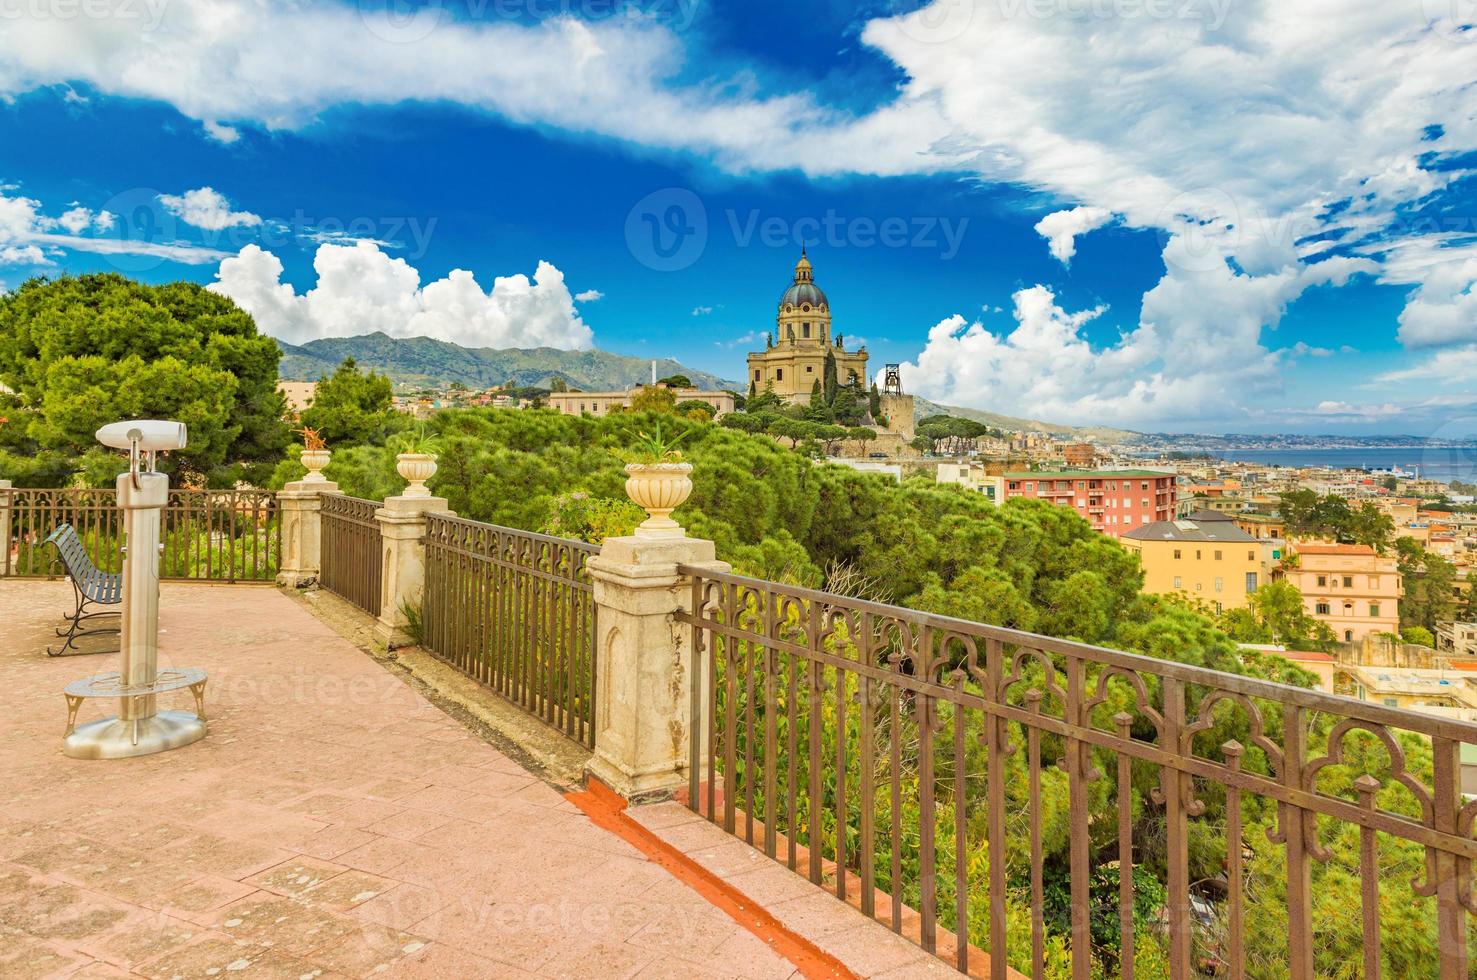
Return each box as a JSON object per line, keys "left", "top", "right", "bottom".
{"left": 1284, "top": 543, "right": 1402, "bottom": 644}
{"left": 545, "top": 386, "right": 735, "bottom": 418}
{"left": 1121, "top": 511, "right": 1276, "bottom": 613}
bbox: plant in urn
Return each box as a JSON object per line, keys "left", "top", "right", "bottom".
{"left": 296, "top": 426, "right": 331, "bottom": 482}
{"left": 621, "top": 424, "right": 693, "bottom": 539}
{"left": 393, "top": 425, "right": 441, "bottom": 498}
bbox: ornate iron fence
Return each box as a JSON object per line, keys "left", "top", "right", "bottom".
{"left": 1, "top": 487, "right": 279, "bottom": 582}
{"left": 678, "top": 564, "right": 1477, "bottom": 980}
{"left": 422, "top": 513, "right": 598, "bottom": 748}
{"left": 319, "top": 493, "right": 383, "bottom": 616}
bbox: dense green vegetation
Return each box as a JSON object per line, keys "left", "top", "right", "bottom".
{"left": 1277, "top": 489, "right": 1395, "bottom": 549}
{"left": 0, "top": 274, "right": 290, "bottom": 487}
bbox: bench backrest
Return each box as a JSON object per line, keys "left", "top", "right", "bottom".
{"left": 45, "top": 524, "right": 102, "bottom": 578}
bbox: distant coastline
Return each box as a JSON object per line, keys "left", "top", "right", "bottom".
{"left": 1160, "top": 447, "right": 1477, "bottom": 485}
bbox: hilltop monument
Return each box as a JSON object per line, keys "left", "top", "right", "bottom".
{"left": 746, "top": 251, "right": 869, "bottom": 405}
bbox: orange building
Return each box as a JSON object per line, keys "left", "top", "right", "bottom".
{"left": 1284, "top": 543, "right": 1402, "bottom": 644}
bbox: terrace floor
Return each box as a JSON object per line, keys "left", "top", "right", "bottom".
{"left": 0, "top": 581, "right": 945, "bottom": 980}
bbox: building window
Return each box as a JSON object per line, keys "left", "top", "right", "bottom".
{"left": 1248, "top": 550, "right": 1255, "bottom": 561}
{"left": 1346, "top": 630, "right": 1355, "bottom": 642}
{"left": 1214, "top": 550, "right": 1222, "bottom": 561}
{"left": 1343, "top": 576, "right": 1353, "bottom": 588}
{"left": 1370, "top": 603, "right": 1380, "bottom": 618}
{"left": 802, "top": 323, "right": 811, "bottom": 338}
{"left": 1317, "top": 575, "right": 1327, "bottom": 587}
{"left": 1246, "top": 572, "right": 1258, "bottom": 593}
{"left": 1173, "top": 576, "right": 1182, "bottom": 588}
{"left": 754, "top": 370, "right": 761, "bottom": 380}
{"left": 776, "top": 369, "right": 784, "bottom": 381}
{"left": 806, "top": 365, "right": 813, "bottom": 373}
{"left": 1215, "top": 577, "right": 1223, "bottom": 592}
{"left": 1196, "top": 550, "right": 1202, "bottom": 560}
{"left": 1174, "top": 549, "right": 1182, "bottom": 560}
{"left": 1316, "top": 601, "right": 1331, "bottom": 615}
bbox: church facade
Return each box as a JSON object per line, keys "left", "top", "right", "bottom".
{"left": 746, "top": 252, "right": 868, "bottom": 405}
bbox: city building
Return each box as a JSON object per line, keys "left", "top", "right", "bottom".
{"left": 546, "top": 386, "right": 735, "bottom": 418}
{"left": 277, "top": 380, "right": 317, "bottom": 413}
{"left": 1003, "top": 469, "right": 1177, "bottom": 537}
{"left": 1284, "top": 543, "right": 1402, "bottom": 644}
{"left": 1063, "top": 442, "right": 1097, "bottom": 468}
{"left": 936, "top": 462, "right": 1004, "bottom": 502}
{"left": 1437, "top": 621, "right": 1477, "bottom": 659}
{"left": 1121, "top": 511, "right": 1274, "bottom": 612}
{"left": 1234, "top": 513, "right": 1287, "bottom": 539}
{"left": 747, "top": 251, "right": 869, "bottom": 404}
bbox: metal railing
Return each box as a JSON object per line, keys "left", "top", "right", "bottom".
{"left": 1, "top": 487, "right": 280, "bottom": 582}
{"left": 319, "top": 493, "right": 383, "bottom": 616}
{"left": 422, "top": 513, "right": 598, "bottom": 748}
{"left": 678, "top": 564, "right": 1477, "bottom": 980}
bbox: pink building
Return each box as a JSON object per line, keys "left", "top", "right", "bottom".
{"left": 1004, "top": 470, "right": 1178, "bottom": 538}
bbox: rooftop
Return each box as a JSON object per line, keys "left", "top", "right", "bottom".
{"left": 1122, "top": 517, "right": 1258, "bottom": 543}
{"left": 1293, "top": 542, "right": 1380, "bottom": 555}
{"left": 1004, "top": 469, "right": 1173, "bottom": 479}
{"left": 0, "top": 580, "right": 934, "bottom": 979}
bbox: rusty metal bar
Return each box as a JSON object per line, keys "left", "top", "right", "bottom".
{"left": 319, "top": 493, "right": 382, "bottom": 616}
{"left": 668, "top": 563, "right": 1477, "bottom": 979}
{"left": 418, "top": 512, "right": 597, "bottom": 749}
{"left": 7, "top": 488, "right": 278, "bottom": 581}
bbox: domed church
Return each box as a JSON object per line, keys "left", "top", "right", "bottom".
{"left": 746, "top": 251, "right": 869, "bottom": 405}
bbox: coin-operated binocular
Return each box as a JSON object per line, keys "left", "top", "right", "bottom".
{"left": 62, "top": 420, "right": 208, "bottom": 759}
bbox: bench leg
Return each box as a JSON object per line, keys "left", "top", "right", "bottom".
{"left": 189, "top": 680, "right": 207, "bottom": 722}
{"left": 64, "top": 694, "right": 83, "bottom": 737}
{"left": 48, "top": 588, "right": 119, "bottom": 657}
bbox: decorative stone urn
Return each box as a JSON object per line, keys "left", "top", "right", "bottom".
{"left": 396, "top": 453, "right": 438, "bottom": 497}
{"left": 624, "top": 462, "right": 693, "bottom": 538}
{"left": 300, "top": 448, "right": 331, "bottom": 483}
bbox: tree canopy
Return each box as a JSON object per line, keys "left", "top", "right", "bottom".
{"left": 0, "top": 273, "right": 290, "bottom": 487}
{"left": 300, "top": 358, "right": 400, "bottom": 448}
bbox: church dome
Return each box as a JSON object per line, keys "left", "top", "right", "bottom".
{"left": 779, "top": 250, "right": 828, "bottom": 310}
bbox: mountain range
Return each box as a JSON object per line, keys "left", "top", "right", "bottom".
{"left": 276, "top": 332, "right": 1139, "bottom": 442}
{"left": 276, "top": 332, "right": 742, "bottom": 393}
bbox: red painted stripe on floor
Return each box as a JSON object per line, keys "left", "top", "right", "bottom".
{"left": 565, "top": 779, "right": 857, "bottom": 980}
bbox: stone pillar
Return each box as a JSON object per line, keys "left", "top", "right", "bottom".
{"left": 276, "top": 477, "right": 337, "bottom": 588}
{"left": 374, "top": 494, "right": 453, "bottom": 649}
{"left": 0, "top": 479, "right": 11, "bottom": 577}
{"left": 584, "top": 533, "right": 729, "bottom": 801}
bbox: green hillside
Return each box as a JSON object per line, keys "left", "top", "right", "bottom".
{"left": 277, "top": 332, "right": 741, "bottom": 392}
{"left": 912, "top": 394, "right": 1142, "bottom": 443}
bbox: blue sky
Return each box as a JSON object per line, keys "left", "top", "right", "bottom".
{"left": 1, "top": 0, "right": 1475, "bottom": 436}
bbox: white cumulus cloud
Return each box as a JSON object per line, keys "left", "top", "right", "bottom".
{"left": 1034, "top": 206, "right": 1113, "bottom": 264}
{"left": 574, "top": 289, "right": 604, "bottom": 302}
{"left": 901, "top": 236, "right": 1374, "bottom": 428}
{"left": 210, "top": 242, "right": 595, "bottom": 351}
{"left": 158, "top": 187, "right": 261, "bottom": 231}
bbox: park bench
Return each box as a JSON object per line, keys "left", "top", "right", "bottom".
{"left": 44, "top": 524, "right": 121, "bottom": 657}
